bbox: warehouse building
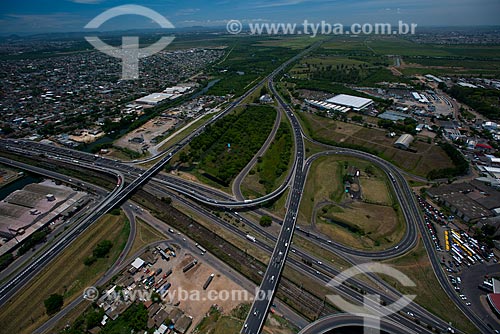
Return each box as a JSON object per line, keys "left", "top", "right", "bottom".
{"left": 136, "top": 93, "right": 173, "bottom": 106}
{"left": 326, "top": 94, "right": 374, "bottom": 112}
{"left": 394, "top": 134, "right": 414, "bottom": 150}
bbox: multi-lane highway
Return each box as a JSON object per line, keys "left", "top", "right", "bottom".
{"left": 0, "top": 156, "right": 125, "bottom": 306}
{"left": 242, "top": 85, "right": 306, "bottom": 333}
{"left": 0, "top": 41, "right": 318, "bottom": 314}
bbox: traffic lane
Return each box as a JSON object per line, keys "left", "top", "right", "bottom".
{"left": 243, "top": 216, "right": 299, "bottom": 333}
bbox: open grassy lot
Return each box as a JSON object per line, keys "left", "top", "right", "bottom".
{"left": 126, "top": 217, "right": 167, "bottom": 260}
{"left": 290, "top": 49, "right": 404, "bottom": 86}
{"left": 263, "top": 188, "right": 290, "bottom": 219}
{"left": 299, "top": 112, "right": 455, "bottom": 177}
{"left": 298, "top": 156, "right": 345, "bottom": 225}
{"left": 383, "top": 241, "right": 477, "bottom": 333}
{"left": 194, "top": 303, "right": 297, "bottom": 334}
{"left": 290, "top": 56, "right": 370, "bottom": 79}
{"left": 158, "top": 113, "right": 216, "bottom": 152}
{"left": 360, "top": 177, "right": 391, "bottom": 205}
{"left": 317, "top": 202, "right": 403, "bottom": 250}
{"left": 0, "top": 213, "right": 129, "bottom": 334}
{"left": 317, "top": 36, "right": 500, "bottom": 78}
{"left": 299, "top": 153, "right": 405, "bottom": 250}
{"left": 323, "top": 36, "right": 500, "bottom": 58}
{"left": 194, "top": 305, "right": 244, "bottom": 334}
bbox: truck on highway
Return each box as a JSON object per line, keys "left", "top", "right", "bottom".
{"left": 195, "top": 243, "right": 207, "bottom": 255}
{"left": 246, "top": 234, "right": 256, "bottom": 242}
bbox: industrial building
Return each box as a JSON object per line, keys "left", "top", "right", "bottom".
{"left": 0, "top": 180, "right": 88, "bottom": 256}
{"left": 426, "top": 181, "right": 500, "bottom": 222}
{"left": 411, "top": 91, "right": 430, "bottom": 104}
{"left": 487, "top": 278, "right": 500, "bottom": 319}
{"left": 378, "top": 111, "right": 412, "bottom": 122}
{"left": 136, "top": 93, "right": 174, "bottom": 106}
{"left": 305, "top": 99, "right": 351, "bottom": 113}
{"left": 394, "top": 134, "right": 414, "bottom": 150}
{"left": 425, "top": 74, "right": 444, "bottom": 83}
{"left": 325, "top": 94, "right": 374, "bottom": 112}
{"left": 136, "top": 84, "right": 194, "bottom": 106}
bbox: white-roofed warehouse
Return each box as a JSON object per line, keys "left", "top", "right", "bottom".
{"left": 394, "top": 134, "right": 414, "bottom": 150}
{"left": 326, "top": 94, "right": 374, "bottom": 112}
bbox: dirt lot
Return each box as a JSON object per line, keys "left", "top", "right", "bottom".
{"left": 131, "top": 246, "right": 251, "bottom": 332}
{"left": 115, "top": 116, "right": 178, "bottom": 154}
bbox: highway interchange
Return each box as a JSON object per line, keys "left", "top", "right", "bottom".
{"left": 0, "top": 43, "right": 497, "bottom": 334}
{"left": 0, "top": 141, "right": 460, "bottom": 334}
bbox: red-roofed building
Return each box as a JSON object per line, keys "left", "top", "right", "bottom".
{"left": 487, "top": 293, "right": 500, "bottom": 318}
{"left": 476, "top": 143, "right": 494, "bottom": 153}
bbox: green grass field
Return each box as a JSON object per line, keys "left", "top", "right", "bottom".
{"left": 126, "top": 217, "right": 167, "bottom": 260}
{"left": 158, "top": 113, "right": 217, "bottom": 152}
{"left": 318, "top": 202, "right": 404, "bottom": 250}
{"left": 253, "top": 35, "right": 324, "bottom": 49}
{"left": 323, "top": 36, "right": 500, "bottom": 58}
{"left": 311, "top": 36, "right": 500, "bottom": 78}
{"left": 299, "top": 152, "right": 405, "bottom": 250}
{"left": 195, "top": 306, "right": 244, "bottom": 334}
{"left": 298, "top": 155, "right": 345, "bottom": 225}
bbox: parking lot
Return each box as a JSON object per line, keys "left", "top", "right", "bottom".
{"left": 417, "top": 194, "right": 500, "bottom": 329}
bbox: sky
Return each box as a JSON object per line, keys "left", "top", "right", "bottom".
{"left": 0, "top": 0, "right": 499, "bottom": 34}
